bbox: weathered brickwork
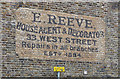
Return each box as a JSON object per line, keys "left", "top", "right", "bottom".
{"left": 0, "top": 2, "right": 119, "bottom": 78}
{"left": 0, "top": 4, "right": 2, "bottom": 78}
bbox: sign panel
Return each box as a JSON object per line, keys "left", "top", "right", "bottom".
{"left": 15, "top": 8, "right": 105, "bottom": 62}
{"left": 54, "top": 67, "right": 65, "bottom": 72}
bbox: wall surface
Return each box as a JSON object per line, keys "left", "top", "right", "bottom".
{"left": 0, "top": 4, "right": 2, "bottom": 78}
{"left": 0, "top": 2, "right": 119, "bottom": 78}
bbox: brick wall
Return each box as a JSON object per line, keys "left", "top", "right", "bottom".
{"left": 0, "top": 4, "right": 2, "bottom": 78}
{"left": 0, "top": 2, "right": 119, "bottom": 78}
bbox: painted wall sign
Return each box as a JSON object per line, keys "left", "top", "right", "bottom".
{"left": 15, "top": 8, "right": 105, "bottom": 62}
